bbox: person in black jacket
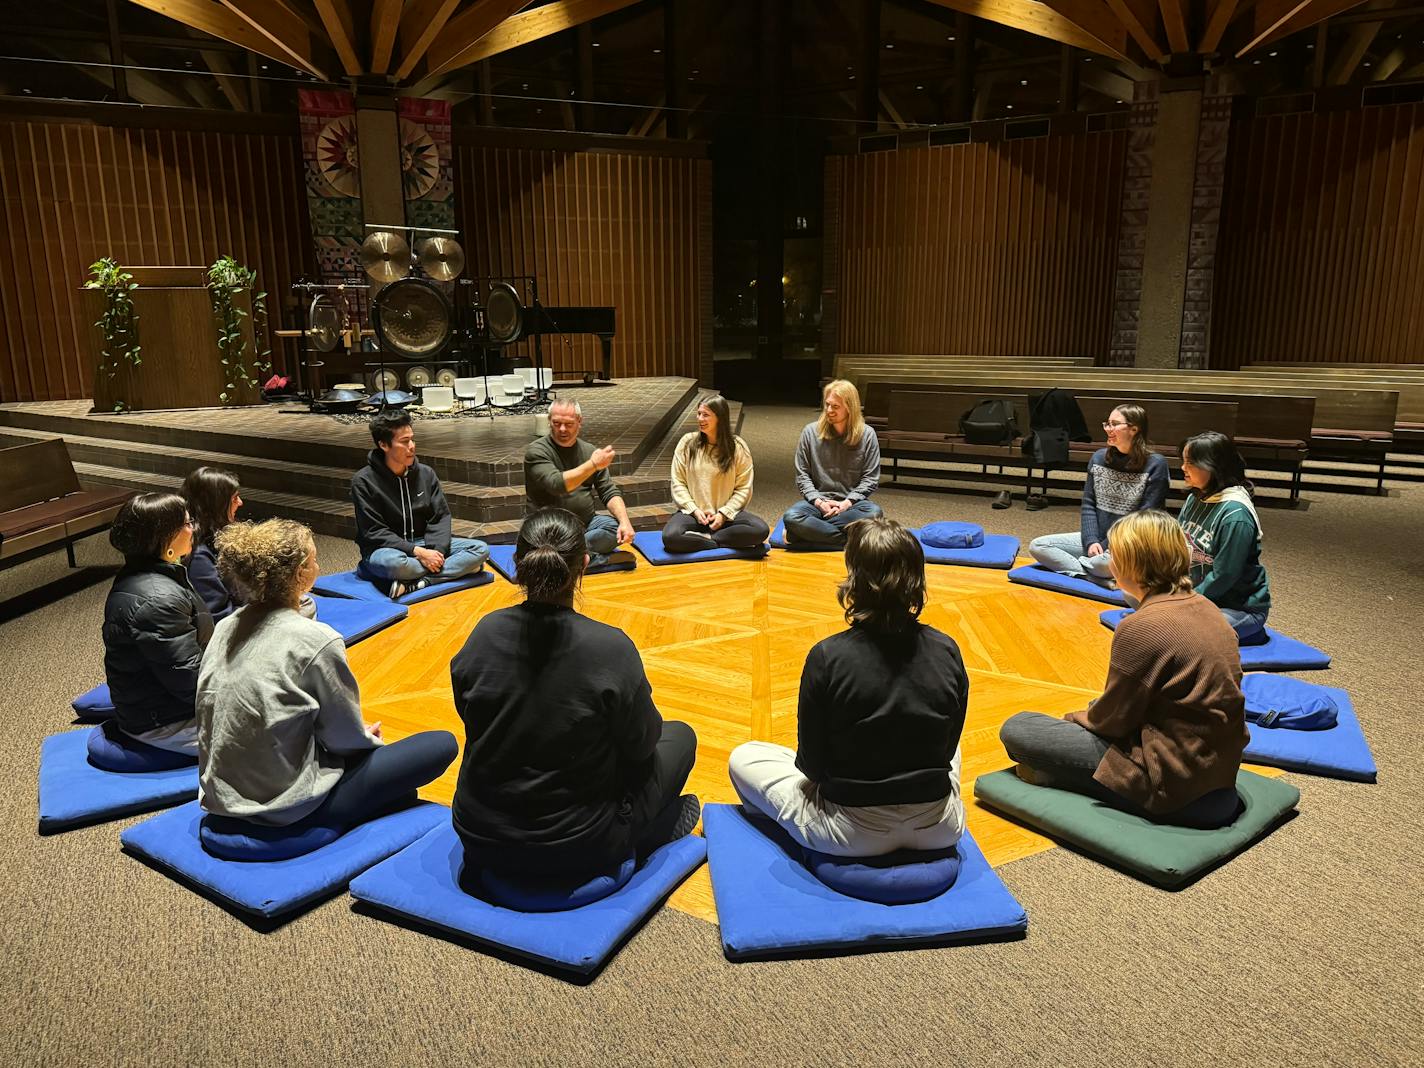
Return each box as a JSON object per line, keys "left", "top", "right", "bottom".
{"left": 183, "top": 466, "right": 317, "bottom": 622}
{"left": 449, "top": 508, "right": 700, "bottom": 884}
{"left": 102, "top": 492, "right": 213, "bottom": 755}
{"left": 351, "top": 410, "right": 489, "bottom": 599}
{"left": 728, "top": 517, "right": 967, "bottom": 856}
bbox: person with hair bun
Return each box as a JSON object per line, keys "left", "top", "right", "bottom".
{"left": 1000, "top": 509, "right": 1248, "bottom": 828}
{"left": 196, "top": 519, "right": 457, "bottom": 831}
{"left": 728, "top": 517, "right": 968, "bottom": 856}
{"left": 102, "top": 492, "right": 212, "bottom": 754}
{"left": 1178, "top": 430, "right": 1272, "bottom": 640}
{"left": 449, "top": 508, "right": 699, "bottom": 883}
{"left": 1028, "top": 403, "right": 1168, "bottom": 586}
{"left": 781, "top": 379, "right": 884, "bottom": 546}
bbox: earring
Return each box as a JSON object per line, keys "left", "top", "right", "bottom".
{"left": 166, "top": 549, "right": 176, "bottom": 560}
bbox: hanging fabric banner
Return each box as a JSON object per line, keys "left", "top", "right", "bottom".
{"left": 398, "top": 98, "right": 455, "bottom": 232}
{"left": 298, "top": 89, "right": 363, "bottom": 282}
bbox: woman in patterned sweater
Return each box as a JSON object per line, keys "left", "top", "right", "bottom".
{"left": 1028, "top": 403, "right": 1169, "bottom": 587}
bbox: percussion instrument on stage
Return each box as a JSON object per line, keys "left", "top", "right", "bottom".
{"left": 417, "top": 237, "right": 465, "bottom": 282}
{"left": 404, "top": 366, "right": 433, "bottom": 388}
{"left": 367, "top": 368, "right": 400, "bottom": 393}
{"left": 312, "top": 388, "right": 366, "bottom": 413}
{"left": 359, "top": 231, "right": 411, "bottom": 284}
{"left": 365, "top": 390, "right": 416, "bottom": 408}
{"left": 435, "top": 368, "right": 458, "bottom": 388}
{"left": 372, "top": 277, "right": 453, "bottom": 360}
{"left": 308, "top": 294, "right": 344, "bottom": 353}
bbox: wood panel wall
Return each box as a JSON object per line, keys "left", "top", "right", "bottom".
{"left": 828, "top": 130, "right": 1127, "bottom": 359}
{"left": 455, "top": 143, "right": 710, "bottom": 381}
{"left": 0, "top": 119, "right": 309, "bottom": 403}
{"left": 1212, "top": 103, "right": 1424, "bottom": 369}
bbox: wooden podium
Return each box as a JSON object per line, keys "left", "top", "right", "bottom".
{"left": 84, "top": 266, "right": 263, "bottom": 412}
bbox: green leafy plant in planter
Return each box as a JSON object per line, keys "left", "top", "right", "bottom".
{"left": 207, "top": 255, "right": 273, "bottom": 405}
{"left": 84, "top": 258, "right": 141, "bottom": 410}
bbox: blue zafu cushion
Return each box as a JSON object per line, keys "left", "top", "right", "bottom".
{"left": 769, "top": 519, "right": 843, "bottom": 552}
{"left": 630, "top": 530, "right": 769, "bottom": 565}
{"left": 803, "top": 846, "right": 962, "bottom": 905}
{"left": 71, "top": 683, "right": 115, "bottom": 719}
{"left": 1241, "top": 676, "right": 1377, "bottom": 782}
{"left": 913, "top": 530, "right": 1021, "bottom": 570}
{"left": 476, "top": 855, "right": 638, "bottom": 912}
{"left": 119, "top": 799, "right": 448, "bottom": 919}
{"left": 1008, "top": 564, "right": 1130, "bottom": 606}
{"left": 1098, "top": 609, "right": 1332, "bottom": 671}
{"left": 485, "top": 543, "right": 638, "bottom": 581}
{"left": 38, "top": 729, "right": 197, "bottom": 834}
{"left": 1243, "top": 674, "right": 1338, "bottom": 730}
{"left": 704, "top": 805, "right": 1027, "bottom": 959}
{"left": 85, "top": 723, "right": 197, "bottom": 773}
{"left": 918, "top": 522, "right": 984, "bottom": 549}
{"left": 348, "top": 823, "right": 707, "bottom": 975}
{"left": 308, "top": 593, "right": 408, "bottom": 645}
{"left": 199, "top": 815, "right": 344, "bottom": 862}
{"left": 312, "top": 567, "right": 493, "bottom": 605}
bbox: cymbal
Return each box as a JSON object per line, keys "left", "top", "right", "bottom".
{"left": 418, "top": 236, "right": 464, "bottom": 281}
{"left": 359, "top": 231, "right": 411, "bottom": 283}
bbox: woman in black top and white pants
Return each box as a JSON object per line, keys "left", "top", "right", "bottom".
{"left": 728, "top": 518, "right": 968, "bottom": 856}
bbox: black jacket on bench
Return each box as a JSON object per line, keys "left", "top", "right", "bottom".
{"left": 102, "top": 560, "right": 214, "bottom": 733}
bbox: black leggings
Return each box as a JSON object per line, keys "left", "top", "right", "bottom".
{"left": 300, "top": 730, "right": 458, "bottom": 831}
{"left": 661, "top": 510, "right": 770, "bottom": 553}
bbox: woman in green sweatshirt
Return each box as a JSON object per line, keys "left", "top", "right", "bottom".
{"left": 1177, "top": 431, "right": 1271, "bottom": 641}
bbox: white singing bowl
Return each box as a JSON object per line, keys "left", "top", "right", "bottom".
{"left": 453, "top": 377, "right": 485, "bottom": 402}
{"left": 421, "top": 386, "right": 454, "bottom": 412}
{"left": 501, "top": 374, "right": 526, "bottom": 396}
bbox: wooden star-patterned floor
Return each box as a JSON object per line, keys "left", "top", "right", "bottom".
{"left": 344, "top": 552, "right": 1275, "bottom": 922}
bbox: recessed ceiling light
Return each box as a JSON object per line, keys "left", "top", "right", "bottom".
{"left": 1020, "top": 79, "right": 1028, "bottom": 86}
{"left": 1269, "top": 50, "right": 1278, "bottom": 57}
{"left": 947, "top": 35, "right": 955, "bottom": 41}
{"left": 1006, "top": 104, "right": 1014, "bottom": 110}
{"left": 916, "top": 84, "right": 924, "bottom": 90}
{"left": 592, "top": 41, "right": 600, "bottom": 47}
{"left": 1252, "top": 59, "right": 1261, "bottom": 65}
{"left": 885, "top": 43, "right": 894, "bottom": 49}
{"left": 1115, "top": 99, "right": 1123, "bottom": 104}
{"left": 653, "top": 48, "right": 661, "bottom": 54}
{"left": 1363, "top": 60, "right": 1372, "bottom": 66}
{"left": 522, "top": 83, "right": 529, "bottom": 89}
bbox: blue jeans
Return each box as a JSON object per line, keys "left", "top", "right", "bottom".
{"left": 1028, "top": 531, "right": 1113, "bottom": 582}
{"left": 358, "top": 536, "right": 490, "bottom": 585}
{"left": 1221, "top": 606, "right": 1269, "bottom": 643}
{"left": 781, "top": 499, "right": 883, "bottom": 545}
{"left": 585, "top": 514, "right": 620, "bottom": 556}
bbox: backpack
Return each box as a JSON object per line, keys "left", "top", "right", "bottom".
{"left": 959, "top": 399, "right": 1019, "bottom": 445}
{"left": 1021, "top": 387, "right": 1088, "bottom": 467}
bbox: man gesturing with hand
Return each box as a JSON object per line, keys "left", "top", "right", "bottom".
{"left": 524, "top": 399, "right": 636, "bottom": 565}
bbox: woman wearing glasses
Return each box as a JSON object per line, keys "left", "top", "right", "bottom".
{"left": 102, "top": 492, "right": 213, "bottom": 755}
{"left": 1027, "top": 404, "right": 1168, "bottom": 587}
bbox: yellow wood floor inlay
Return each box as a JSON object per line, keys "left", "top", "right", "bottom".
{"left": 343, "top": 554, "right": 1280, "bottom": 924}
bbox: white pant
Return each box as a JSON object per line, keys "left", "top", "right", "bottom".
{"left": 727, "top": 740, "right": 964, "bottom": 858}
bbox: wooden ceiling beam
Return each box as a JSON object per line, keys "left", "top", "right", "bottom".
{"left": 200, "top": 47, "right": 251, "bottom": 110}
{"left": 1159, "top": 0, "right": 1192, "bottom": 52}
{"left": 394, "top": 0, "right": 466, "bottom": 81}
{"left": 427, "top": 0, "right": 645, "bottom": 77}
{"left": 1371, "top": 45, "right": 1407, "bottom": 78}
{"left": 370, "top": 0, "right": 403, "bottom": 74}
{"left": 1198, "top": 0, "right": 1242, "bottom": 53}
{"left": 214, "top": 0, "right": 329, "bottom": 79}
{"left": 1103, "top": 0, "right": 1169, "bottom": 61}
{"left": 311, "top": 0, "right": 362, "bottom": 76}
{"left": 920, "top": 0, "right": 1132, "bottom": 60}
{"left": 126, "top": 0, "right": 326, "bottom": 77}
{"left": 1237, "top": 0, "right": 1376, "bottom": 56}
{"left": 1033, "top": 0, "right": 1134, "bottom": 60}
{"left": 1326, "top": 1, "right": 1393, "bottom": 82}
{"left": 422, "top": 0, "right": 533, "bottom": 79}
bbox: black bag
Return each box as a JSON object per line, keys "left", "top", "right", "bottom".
{"left": 1022, "top": 427, "right": 1070, "bottom": 465}
{"left": 1026, "top": 388, "right": 1091, "bottom": 442}
{"left": 959, "top": 399, "right": 1019, "bottom": 445}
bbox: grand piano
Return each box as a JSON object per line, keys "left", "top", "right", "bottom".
{"left": 520, "top": 305, "right": 616, "bottom": 382}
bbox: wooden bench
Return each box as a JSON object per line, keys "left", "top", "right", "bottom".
{"left": 1242, "top": 364, "right": 1424, "bottom": 450}
{"left": 0, "top": 439, "right": 134, "bottom": 572}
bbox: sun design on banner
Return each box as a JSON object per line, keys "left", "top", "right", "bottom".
{"left": 399, "top": 119, "right": 440, "bottom": 200}
{"left": 316, "top": 115, "right": 361, "bottom": 198}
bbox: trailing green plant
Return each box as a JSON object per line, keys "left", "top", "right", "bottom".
{"left": 84, "top": 257, "right": 142, "bottom": 391}
{"left": 207, "top": 255, "right": 272, "bottom": 404}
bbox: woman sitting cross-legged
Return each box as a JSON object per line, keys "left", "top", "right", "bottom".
{"left": 182, "top": 465, "right": 316, "bottom": 623}
{"left": 728, "top": 517, "right": 967, "bottom": 857}
{"left": 103, "top": 492, "right": 212, "bottom": 756}
{"left": 1178, "top": 430, "right": 1272, "bottom": 641}
{"left": 1028, "top": 403, "right": 1168, "bottom": 586}
{"left": 196, "top": 519, "right": 457, "bottom": 834}
{"left": 450, "top": 508, "right": 701, "bottom": 887}
{"left": 661, "top": 395, "right": 770, "bottom": 553}
{"left": 781, "top": 378, "right": 884, "bottom": 546}
{"left": 1000, "top": 509, "right": 1249, "bottom": 828}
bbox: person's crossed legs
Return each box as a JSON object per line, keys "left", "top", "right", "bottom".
{"left": 359, "top": 537, "right": 490, "bottom": 594}
{"left": 781, "top": 499, "right": 883, "bottom": 546}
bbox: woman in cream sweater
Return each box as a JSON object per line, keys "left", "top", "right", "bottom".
{"left": 660, "top": 395, "right": 770, "bottom": 552}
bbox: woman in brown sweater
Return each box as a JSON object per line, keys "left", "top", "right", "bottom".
{"left": 999, "top": 509, "right": 1249, "bottom": 828}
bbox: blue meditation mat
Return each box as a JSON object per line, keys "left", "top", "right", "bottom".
{"left": 312, "top": 567, "right": 494, "bottom": 605}
{"left": 768, "top": 519, "right": 844, "bottom": 552}
{"left": 86, "top": 723, "right": 196, "bottom": 773}
{"left": 703, "top": 805, "right": 1027, "bottom": 960}
{"left": 485, "top": 542, "right": 638, "bottom": 582}
{"left": 119, "top": 799, "right": 448, "bottom": 920}
{"left": 1007, "top": 564, "right": 1130, "bottom": 606}
{"left": 348, "top": 822, "right": 707, "bottom": 976}
{"left": 37, "top": 729, "right": 197, "bottom": 834}
{"left": 308, "top": 594, "right": 408, "bottom": 645}
{"left": 1098, "top": 609, "right": 1332, "bottom": 671}
{"left": 71, "top": 682, "right": 115, "bottom": 719}
{"left": 630, "top": 530, "right": 769, "bottom": 565}
{"left": 911, "top": 529, "right": 1021, "bottom": 570}
{"left": 1240, "top": 676, "right": 1377, "bottom": 782}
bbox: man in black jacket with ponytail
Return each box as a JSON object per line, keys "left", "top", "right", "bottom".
{"left": 351, "top": 411, "right": 489, "bottom": 599}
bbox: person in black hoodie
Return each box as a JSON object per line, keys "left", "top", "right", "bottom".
{"left": 728, "top": 517, "right": 967, "bottom": 856}
{"left": 351, "top": 410, "right": 489, "bottom": 599}
{"left": 449, "top": 508, "right": 700, "bottom": 884}
{"left": 102, "top": 492, "right": 213, "bottom": 755}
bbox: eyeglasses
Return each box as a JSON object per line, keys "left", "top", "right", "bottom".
{"left": 1102, "top": 421, "right": 1129, "bottom": 431}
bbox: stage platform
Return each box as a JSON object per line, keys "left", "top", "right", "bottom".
{"left": 0, "top": 378, "right": 731, "bottom": 541}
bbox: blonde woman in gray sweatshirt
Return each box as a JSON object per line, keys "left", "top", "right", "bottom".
{"left": 196, "top": 519, "right": 456, "bottom": 834}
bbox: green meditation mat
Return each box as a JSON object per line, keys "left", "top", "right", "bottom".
{"left": 974, "top": 769, "right": 1300, "bottom": 890}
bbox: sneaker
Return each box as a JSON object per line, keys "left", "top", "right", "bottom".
{"left": 672, "top": 794, "right": 702, "bottom": 838}
{"left": 1024, "top": 493, "right": 1047, "bottom": 512}
{"left": 388, "top": 580, "right": 410, "bottom": 600}
{"left": 588, "top": 551, "right": 610, "bottom": 569}
{"left": 1013, "top": 763, "right": 1054, "bottom": 788}
{"left": 992, "top": 490, "right": 1013, "bottom": 510}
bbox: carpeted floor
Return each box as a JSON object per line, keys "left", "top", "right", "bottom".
{"left": 2, "top": 404, "right": 1420, "bottom": 1067}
